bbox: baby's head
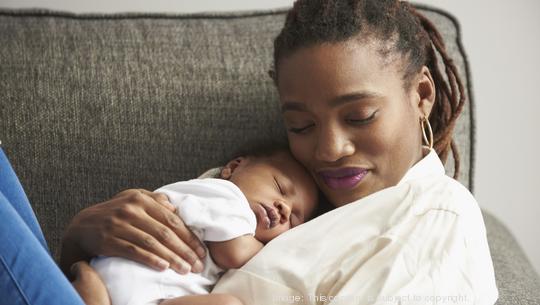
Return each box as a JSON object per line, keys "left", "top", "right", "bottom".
{"left": 220, "top": 146, "right": 318, "bottom": 243}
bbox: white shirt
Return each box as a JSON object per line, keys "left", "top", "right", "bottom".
{"left": 212, "top": 149, "right": 498, "bottom": 305}
{"left": 157, "top": 178, "right": 257, "bottom": 243}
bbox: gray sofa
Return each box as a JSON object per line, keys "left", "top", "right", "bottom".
{"left": 0, "top": 5, "right": 539, "bottom": 304}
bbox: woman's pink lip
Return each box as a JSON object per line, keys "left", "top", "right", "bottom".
{"left": 318, "top": 167, "right": 369, "bottom": 190}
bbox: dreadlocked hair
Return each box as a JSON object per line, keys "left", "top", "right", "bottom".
{"left": 270, "top": 0, "right": 466, "bottom": 178}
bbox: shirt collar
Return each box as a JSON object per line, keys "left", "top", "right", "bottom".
{"left": 397, "top": 147, "right": 445, "bottom": 186}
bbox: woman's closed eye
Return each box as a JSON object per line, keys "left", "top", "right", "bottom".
{"left": 287, "top": 123, "right": 315, "bottom": 134}
{"left": 346, "top": 110, "right": 378, "bottom": 125}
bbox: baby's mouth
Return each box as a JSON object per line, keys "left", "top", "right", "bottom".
{"left": 255, "top": 203, "right": 279, "bottom": 229}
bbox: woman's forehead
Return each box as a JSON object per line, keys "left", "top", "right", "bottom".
{"left": 278, "top": 39, "right": 397, "bottom": 72}
{"left": 276, "top": 40, "right": 406, "bottom": 104}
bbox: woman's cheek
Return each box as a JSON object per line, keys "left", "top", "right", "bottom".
{"left": 288, "top": 134, "right": 312, "bottom": 166}
{"left": 365, "top": 125, "right": 392, "bottom": 156}
{"left": 351, "top": 119, "right": 389, "bottom": 158}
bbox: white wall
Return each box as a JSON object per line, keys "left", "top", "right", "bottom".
{"left": 2, "top": 0, "right": 539, "bottom": 273}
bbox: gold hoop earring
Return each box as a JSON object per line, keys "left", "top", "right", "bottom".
{"left": 421, "top": 116, "right": 434, "bottom": 150}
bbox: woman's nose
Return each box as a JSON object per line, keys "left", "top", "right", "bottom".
{"left": 273, "top": 200, "right": 291, "bottom": 224}
{"left": 314, "top": 126, "right": 355, "bottom": 162}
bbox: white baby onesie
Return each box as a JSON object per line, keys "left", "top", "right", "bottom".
{"left": 91, "top": 178, "right": 257, "bottom": 305}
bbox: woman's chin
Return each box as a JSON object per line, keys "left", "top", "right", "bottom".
{"left": 315, "top": 171, "right": 381, "bottom": 207}
{"left": 323, "top": 182, "right": 379, "bottom": 208}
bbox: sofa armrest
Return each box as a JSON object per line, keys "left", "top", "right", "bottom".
{"left": 483, "top": 211, "right": 540, "bottom": 304}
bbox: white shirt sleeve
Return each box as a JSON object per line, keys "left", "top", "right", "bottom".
{"left": 155, "top": 178, "right": 257, "bottom": 242}
{"left": 366, "top": 207, "right": 497, "bottom": 305}
{"left": 349, "top": 179, "right": 498, "bottom": 305}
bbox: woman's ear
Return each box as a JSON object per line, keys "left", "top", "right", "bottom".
{"left": 220, "top": 157, "right": 247, "bottom": 180}
{"left": 413, "top": 66, "right": 436, "bottom": 118}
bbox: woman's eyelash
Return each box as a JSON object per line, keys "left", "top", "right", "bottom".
{"left": 288, "top": 111, "right": 377, "bottom": 133}
{"left": 288, "top": 124, "right": 314, "bottom": 134}
{"left": 347, "top": 111, "right": 377, "bottom": 124}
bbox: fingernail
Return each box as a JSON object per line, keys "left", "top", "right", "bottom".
{"left": 196, "top": 247, "right": 206, "bottom": 258}
{"left": 157, "top": 259, "right": 169, "bottom": 270}
{"left": 179, "top": 262, "right": 191, "bottom": 274}
{"left": 192, "top": 260, "right": 204, "bottom": 273}
{"left": 171, "top": 260, "right": 189, "bottom": 274}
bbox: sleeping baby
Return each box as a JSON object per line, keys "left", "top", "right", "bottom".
{"left": 90, "top": 147, "right": 318, "bottom": 305}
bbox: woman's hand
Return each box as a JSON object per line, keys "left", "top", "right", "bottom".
{"left": 60, "top": 189, "right": 206, "bottom": 276}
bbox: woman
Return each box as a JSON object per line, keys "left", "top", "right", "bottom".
{"left": 1, "top": 0, "right": 498, "bottom": 304}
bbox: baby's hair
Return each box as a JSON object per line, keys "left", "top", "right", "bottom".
{"left": 270, "top": 0, "right": 465, "bottom": 178}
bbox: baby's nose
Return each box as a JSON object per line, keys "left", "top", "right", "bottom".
{"left": 273, "top": 200, "right": 291, "bottom": 224}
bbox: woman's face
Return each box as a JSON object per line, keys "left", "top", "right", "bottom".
{"left": 276, "top": 39, "right": 435, "bottom": 207}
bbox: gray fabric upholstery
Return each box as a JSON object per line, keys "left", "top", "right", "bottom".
{"left": 0, "top": 6, "right": 538, "bottom": 304}
{"left": 483, "top": 211, "right": 540, "bottom": 304}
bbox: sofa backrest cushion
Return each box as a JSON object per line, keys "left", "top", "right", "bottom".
{"left": 0, "top": 6, "right": 474, "bottom": 258}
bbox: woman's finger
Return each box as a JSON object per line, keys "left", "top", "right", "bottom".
{"left": 138, "top": 189, "right": 176, "bottom": 212}
{"left": 140, "top": 199, "right": 206, "bottom": 269}
{"left": 102, "top": 237, "right": 172, "bottom": 272}
{"left": 137, "top": 193, "right": 206, "bottom": 256}
{"left": 115, "top": 216, "right": 198, "bottom": 274}
{"left": 109, "top": 190, "right": 205, "bottom": 271}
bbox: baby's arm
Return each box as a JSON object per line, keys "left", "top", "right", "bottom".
{"left": 71, "top": 261, "right": 111, "bottom": 305}
{"left": 160, "top": 293, "right": 243, "bottom": 305}
{"left": 207, "top": 235, "right": 264, "bottom": 269}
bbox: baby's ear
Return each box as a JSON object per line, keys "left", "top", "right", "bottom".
{"left": 220, "top": 157, "right": 247, "bottom": 179}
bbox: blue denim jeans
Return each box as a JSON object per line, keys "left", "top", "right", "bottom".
{"left": 0, "top": 147, "right": 84, "bottom": 304}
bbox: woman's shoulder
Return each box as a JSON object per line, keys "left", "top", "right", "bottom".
{"left": 408, "top": 174, "right": 484, "bottom": 225}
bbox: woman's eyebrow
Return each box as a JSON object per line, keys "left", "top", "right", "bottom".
{"left": 329, "top": 91, "right": 381, "bottom": 107}
{"left": 281, "top": 91, "right": 381, "bottom": 113}
{"left": 281, "top": 101, "right": 306, "bottom": 113}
